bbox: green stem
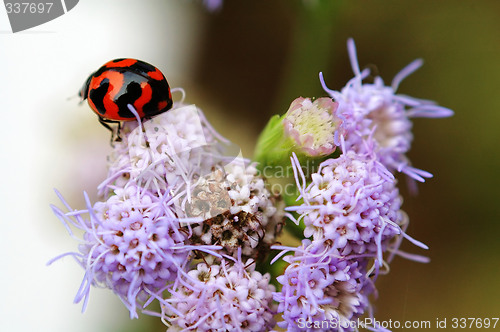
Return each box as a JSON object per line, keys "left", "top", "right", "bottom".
{"left": 253, "top": 114, "right": 295, "bottom": 171}
{"left": 273, "top": 0, "right": 345, "bottom": 115}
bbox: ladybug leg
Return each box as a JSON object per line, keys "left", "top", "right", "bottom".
{"left": 98, "top": 117, "right": 123, "bottom": 143}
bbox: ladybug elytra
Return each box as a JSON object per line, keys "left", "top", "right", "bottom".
{"left": 79, "top": 58, "right": 173, "bottom": 141}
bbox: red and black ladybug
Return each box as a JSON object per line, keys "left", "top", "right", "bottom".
{"left": 79, "top": 58, "right": 173, "bottom": 141}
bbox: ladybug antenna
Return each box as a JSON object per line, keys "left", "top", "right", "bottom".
{"left": 67, "top": 93, "right": 81, "bottom": 102}
{"left": 171, "top": 87, "right": 186, "bottom": 104}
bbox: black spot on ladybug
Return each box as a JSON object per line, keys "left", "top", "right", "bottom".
{"left": 143, "top": 79, "right": 173, "bottom": 116}
{"left": 130, "top": 61, "right": 157, "bottom": 75}
{"left": 116, "top": 81, "right": 142, "bottom": 119}
{"left": 89, "top": 78, "right": 110, "bottom": 116}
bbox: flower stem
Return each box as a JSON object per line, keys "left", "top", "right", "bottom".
{"left": 272, "top": 0, "right": 345, "bottom": 115}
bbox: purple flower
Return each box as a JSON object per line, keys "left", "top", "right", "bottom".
{"left": 51, "top": 100, "right": 284, "bottom": 319}
{"left": 49, "top": 103, "right": 236, "bottom": 316}
{"left": 163, "top": 255, "right": 277, "bottom": 331}
{"left": 320, "top": 39, "right": 453, "bottom": 182}
{"left": 273, "top": 241, "right": 371, "bottom": 331}
{"left": 287, "top": 149, "right": 426, "bottom": 265}
{"left": 50, "top": 184, "right": 190, "bottom": 318}
{"left": 104, "top": 103, "right": 284, "bottom": 260}
{"left": 102, "top": 104, "right": 228, "bottom": 197}
{"left": 275, "top": 145, "right": 431, "bottom": 329}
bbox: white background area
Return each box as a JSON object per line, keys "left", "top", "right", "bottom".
{"left": 0, "top": 1, "right": 205, "bottom": 331}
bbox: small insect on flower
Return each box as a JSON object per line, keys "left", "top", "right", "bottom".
{"left": 79, "top": 58, "right": 173, "bottom": 142}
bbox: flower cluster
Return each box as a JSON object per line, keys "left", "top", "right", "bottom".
{"left": 103, "top": 103, "right": 226, "bottom": 195}
{"left": 163, "top": 253, "right": 276, "bottom": 331}
{"left": 51, "top": 38, "right": 452, "bottom": 332}
{"left": 320, "top": 39, "right": 453, "bottom": 182}
{"left": 273, "top": 148, "right": 409, "bottom": 330}
{"left": 187, "top": 162, "right": 284, "bottom": 260}
{"left": 51, "top": 185, "right": 189, "bottom": 317}
{"left": 102, "top": 103, "right": 284, "bottom": 261}
{"left": 272, "top": 39, "right": 451, "bottom": 330}
{"left": 274, "top": 241, "right": 372, "bottom": 331}
{"left": 288, "top": 149, "right": 408, "bottom": 260}
{"left": 51, "top": 99, "right": 283, "bottom": 324}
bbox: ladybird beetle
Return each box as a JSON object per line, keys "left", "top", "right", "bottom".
{"left": 79, "top": 58, "right": 173, "bottom": 141}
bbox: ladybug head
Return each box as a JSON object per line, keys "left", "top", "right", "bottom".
{"left": 78, "top": 74, "right": 93, "bottom": 101}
